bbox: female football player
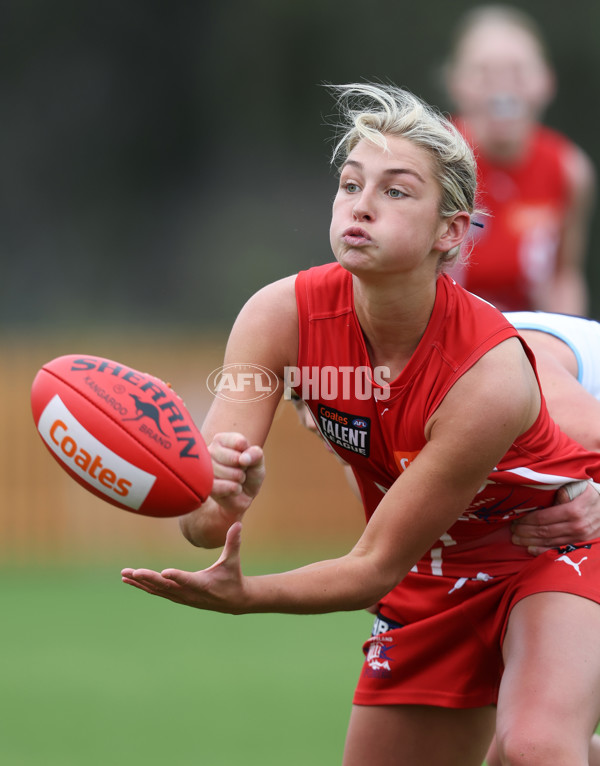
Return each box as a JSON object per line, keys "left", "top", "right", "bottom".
{"left": 123, "top": 83, "right": 600, "bottom": 766}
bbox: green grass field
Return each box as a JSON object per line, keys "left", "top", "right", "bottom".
{"left": 1, "top": 559, "right": 368, "bottom": 766}
{"left": 6, "top": 560, "right": 600, "bottom": 766}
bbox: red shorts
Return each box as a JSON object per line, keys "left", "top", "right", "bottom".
{"left": 353, "top": 541, "right": 600, "bottom": 709}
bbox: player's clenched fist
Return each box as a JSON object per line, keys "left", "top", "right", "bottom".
{"left": 209, "top": 432, "right": 265, "bottom": 505}
{"left": 178, "top": 433, "right": 265, "bottom": 549}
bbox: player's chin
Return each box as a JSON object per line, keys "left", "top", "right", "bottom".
{"left": 334, "top": 248, "right": 375, "bottom": 275}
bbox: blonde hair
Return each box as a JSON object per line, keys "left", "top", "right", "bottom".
{"left": 329, "top": 82, "right": 479, "bottom": 266}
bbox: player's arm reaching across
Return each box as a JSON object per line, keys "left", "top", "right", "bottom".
{"left": 511, "top": 482, "right": 600, "bottom": 555}
{"left": 177, "top": 275, "right": 298, "bottom": 549}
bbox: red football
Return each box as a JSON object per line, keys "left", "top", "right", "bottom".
{"left": 31, "top": 354, "right": 213, "bottom": 517}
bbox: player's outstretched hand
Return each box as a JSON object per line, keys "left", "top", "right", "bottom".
{"left": 121, "top": 522, "right": 248, "bottom": 613}
{"left": 512, "top": 482, "right": 600, "bottom": 555}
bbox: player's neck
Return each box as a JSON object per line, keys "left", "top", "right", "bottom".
{"left": 352, "top": 277, "right": 436, "bottom": 378}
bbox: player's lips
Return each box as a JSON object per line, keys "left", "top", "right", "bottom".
{"left": 341, "top": 226, "right": 372, "bottom": 246}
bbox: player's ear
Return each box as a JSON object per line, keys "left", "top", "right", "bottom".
{"left": 435, "top": 212, "right": 470, "bottom": 255}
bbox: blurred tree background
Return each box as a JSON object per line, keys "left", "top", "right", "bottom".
{"left": 3, "top": 0, "right": 600, "bottom": 333}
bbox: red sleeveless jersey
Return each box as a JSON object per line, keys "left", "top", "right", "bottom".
{"left": 454, "top": 124, "right": 573, "bottom": 310}
{"left": 295, "top": 262, "right": 600, "bottom": 579}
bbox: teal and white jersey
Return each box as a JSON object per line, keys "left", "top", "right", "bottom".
{"left": 505, "top": 311, "right": 600, "bottom": 400}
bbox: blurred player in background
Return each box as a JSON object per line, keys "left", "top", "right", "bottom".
{"left": 444, "top": 4, "right": 596, "bottom": 313}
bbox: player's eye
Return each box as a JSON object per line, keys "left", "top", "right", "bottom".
{"left": 343, "top": 181, "right": 360, "bottom": 193}
{"left": 387, "top": 188, "right": 405, "bottom": 198}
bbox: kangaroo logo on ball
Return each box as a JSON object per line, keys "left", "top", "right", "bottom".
{"left": 123, "top": 394, "right": 167, "bottom": 435}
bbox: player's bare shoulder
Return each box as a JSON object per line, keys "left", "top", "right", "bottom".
{"left": 240, "top": 275, "right": 298, "bottom": 327}
{"left": 225, "top": 274, "right": 299, "bottom": 373}
{"left": 427, "top": 337, "right": 541, "bottom": 443}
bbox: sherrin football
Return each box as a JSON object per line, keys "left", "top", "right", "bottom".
{"left": 31, "top": 354, "right": 213, "bottom": 517}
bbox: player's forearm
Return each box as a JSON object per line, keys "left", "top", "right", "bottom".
{"left": 240, "top": 552, "right": 399, "bottom": 615}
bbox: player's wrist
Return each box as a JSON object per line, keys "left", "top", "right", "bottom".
{"left": 179, "top": 499, "right": 238, "bottom": 549}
